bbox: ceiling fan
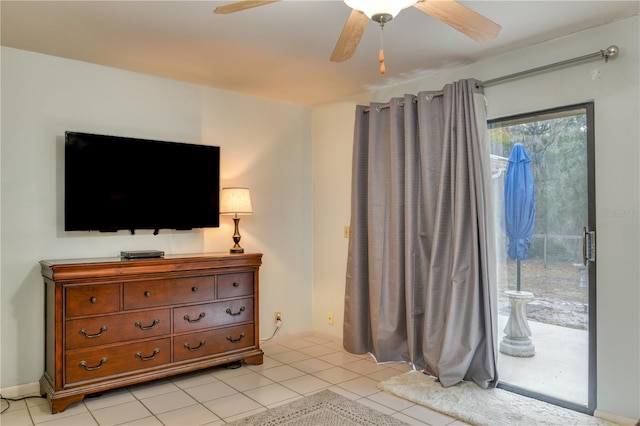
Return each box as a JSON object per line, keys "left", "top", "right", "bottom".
{"left": 214, "top": 0, "right": 501, "bottom": 72}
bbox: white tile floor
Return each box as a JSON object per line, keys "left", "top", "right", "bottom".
{"left": 0, "top": 333, "right": 469, "bottom": 426}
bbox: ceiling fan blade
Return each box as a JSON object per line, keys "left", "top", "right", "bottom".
{"left": 330, "top": 9, "right": 370, "bottom": 63}
{"left": 413, "top": 0, "right": 501, "bottom": 42}
{"left": 214, "top": 1, "right": 281, "bottom": 15}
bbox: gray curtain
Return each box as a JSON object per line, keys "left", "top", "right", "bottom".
{"left": 343, "top": 79, "right": 498, "bottom": 389}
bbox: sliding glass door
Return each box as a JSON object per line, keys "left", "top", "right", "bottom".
{"left": 488, "top": 103, "right": 596, "bottom": 413}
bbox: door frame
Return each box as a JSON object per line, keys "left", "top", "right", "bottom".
{"left": 488, "top": 102, "right": 596, "bottom": 414}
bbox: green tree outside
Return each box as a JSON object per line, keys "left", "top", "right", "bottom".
{"left": 489, "top": 113, "right": 588, "bottom": 263}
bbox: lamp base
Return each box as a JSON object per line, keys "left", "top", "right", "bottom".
{"left": 229, "top": 217, "right": 244, "bottom": 254}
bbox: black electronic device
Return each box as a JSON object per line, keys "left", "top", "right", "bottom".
{"left": 64, "top": 132, "right": 220, "bottom": 234}
{"left": 120, "top": 250, "right": 165, "bottom": 259}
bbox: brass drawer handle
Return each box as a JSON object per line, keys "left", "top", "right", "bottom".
{"left": 183, "top": 312, "right": 206, "bottom": 323}
{"left": 135, "top": 319, "right": 160, "bottom": 330}
{"left": 79, "top": 357, "right": 108, "bottom": 371}
{"left": 184, "top": 340, "right": 206, "bottom": 351}
{"left": 79, "top": 325, "right": 107, "bottom": 338}
{"left": 225, "top": 306, "right": 246, "bottom": 316}
{"left": 232, "top": 282, "right": 240, "bottom": 287}
{"left": 226, "top": 332, "right": 245, "bottom": 343}
{"left": 136, "top": 348, "right": 160, "bottom": 361}
{"left": 191, "top": 286, "right": 198, "bottom": 292}
{"left": 144, "top": 291, "right": 151, "bottom": 297}
{"left": 90, "top": 297, "right": 97, "bottom": 303}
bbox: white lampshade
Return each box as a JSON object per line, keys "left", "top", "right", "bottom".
{"left": 220, "top": 187, "right": 253, "bottom": 215}
{"left": 344, "top": 0, "right": 416, "bottom": 19}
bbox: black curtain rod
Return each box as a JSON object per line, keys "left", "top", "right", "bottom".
{"left": 364, "top": 45, "right": 619, "bottom": 113}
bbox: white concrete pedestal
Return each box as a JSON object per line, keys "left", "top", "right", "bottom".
{"left": 500, "top": 290, "right": 536, "bottom": 357}
{"left": 573, "top": 263, "right": 588, "bottom": 287}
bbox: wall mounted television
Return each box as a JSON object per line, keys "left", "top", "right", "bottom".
{"left": 65, "top": 131, "right": 220, "bottom": 234}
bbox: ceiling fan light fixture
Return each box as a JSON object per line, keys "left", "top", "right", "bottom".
{"left": 344, "top": 0, "right": 416, "bottom": 20}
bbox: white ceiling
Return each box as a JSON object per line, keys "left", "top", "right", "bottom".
{"left": 1, "top": 1, "right": 638, "bottom": 107}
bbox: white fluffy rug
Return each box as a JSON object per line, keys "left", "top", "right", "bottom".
{"left": 379, "top": 371, "right": 613, "bottom": 426}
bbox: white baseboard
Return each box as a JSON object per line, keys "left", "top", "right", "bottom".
{"left": 594, "top": 409, "right": 638, "bottom": 426}
{"left": 1, "top": 381, "right": 40, "bottom": 399}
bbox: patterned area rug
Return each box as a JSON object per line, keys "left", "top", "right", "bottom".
{"left": 226, "top": 389, "right": 408, "bottom": 425}
{"left": 379, "top": 371, "right": 614, "bottom": 426}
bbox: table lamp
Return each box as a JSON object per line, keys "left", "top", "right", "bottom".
{"left": 220, "top": 187, "right": 253, "bottom": 253}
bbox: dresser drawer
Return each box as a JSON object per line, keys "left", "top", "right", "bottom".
{"left": 66, "top": 309, "right": 171, "bottom": 350}
{"left": 173, "top": 297, "right": 254, "bottom": 334}
{"left": 65, "top": 284, "right": 120, "bottom": 317}
{"left": 217, "top": 272, "right": 253, "bottom": 299}
{"left": 173, "top": 325, "right": 254, "bottom": 362}
{"left": 123, "top": 276, "right": 215, "bottom": 309}
{"left": 65, "top": 338, "right": 171, "bottom": 384}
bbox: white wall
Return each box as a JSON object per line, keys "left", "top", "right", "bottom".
{"left": 0, "top": 47, "right": 313, "bottom": 389}
{"left": 311, "top": 99, "right": 366, "bottom": 338}
{"left": 312, "top": 16, "right": 639, "bottom": 421}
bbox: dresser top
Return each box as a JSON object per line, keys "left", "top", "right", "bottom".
{"left": 40, "top": 252, "right": 262, "bottom": 281}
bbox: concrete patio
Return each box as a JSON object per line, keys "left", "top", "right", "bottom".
{"left": 497, "top": 313, "right": 589, "bottom": 406}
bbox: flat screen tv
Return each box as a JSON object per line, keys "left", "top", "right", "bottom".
{"left": 65, "top": 131, "right": 220, "bottom": 234}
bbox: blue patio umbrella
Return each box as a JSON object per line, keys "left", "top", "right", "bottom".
{"left": 504, "top": 143, "right": 536, "bottom": 292}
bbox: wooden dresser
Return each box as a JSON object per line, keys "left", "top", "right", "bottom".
{"left": 39, "top": 252, "right": 263, "bottom": 414}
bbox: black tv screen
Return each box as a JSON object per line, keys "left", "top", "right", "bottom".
{"left": 65, "top": 131, "right": 220, "bottom": 233}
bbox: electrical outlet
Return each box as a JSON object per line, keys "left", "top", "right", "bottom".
{"left": 327, "top": 312, "right": 334, "bottom": 325}
{"left": 274, "top": 311, "right": 282, "bottom": 323}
